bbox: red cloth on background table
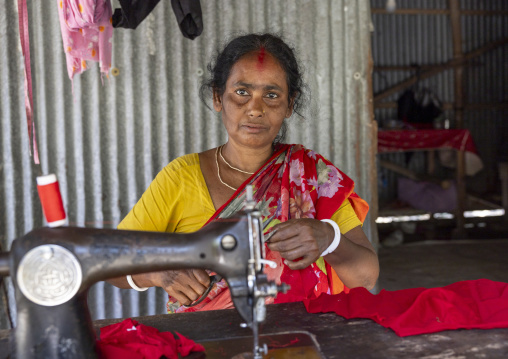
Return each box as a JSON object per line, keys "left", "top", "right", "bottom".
{"left": 96, "top": 318, "right": 205, "bottom": 358}
{"left": 378, "top": 129, "right": 484, "bottom": 175}
{"left": 377, "top": 129, "right": 479, "bottom": 153}
{"left": 303, "top": 279, "right": 508, "bottom": 337}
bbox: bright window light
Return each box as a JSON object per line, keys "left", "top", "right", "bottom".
{"left": 377, "top": 209, "right": 505, "bottom": 223}
{"left": 376, "top": 214, "right": 431, "bottom": 223}
{"left": 464, "top": 209, "right": 505, "bottom": 218}
{"left": 434, "top": 212, "right": 454, "bottom": 219}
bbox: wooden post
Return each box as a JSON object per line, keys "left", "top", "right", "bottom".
{"left": 449, "top": 0, "right": 467, "bottom": 237}
{"left": 450, "top": 0, "right": 465, "bottom": 129}
{"left": 499, "top": 163, "right": 508, "bottom": 222}
{"left": 427, "top": 150, "right": 435, "bottom": 175}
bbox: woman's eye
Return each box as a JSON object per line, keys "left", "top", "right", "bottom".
{"left": 266, "top": 92, "right": 279, "bottom": 99}
{"left": 235, "top": 89, "right": 248, "bottom": 96}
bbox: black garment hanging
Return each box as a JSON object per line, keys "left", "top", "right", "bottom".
{"left": 170, "top": 0, "right": 203, "bottom": 40}
{"left": 112, "top": 0, "right": 161, "bottom": 29}
{"left": 113, "top": 0, "right": 204, "bottom": 40}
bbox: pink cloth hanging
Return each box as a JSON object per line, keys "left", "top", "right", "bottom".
{"left": 56, "top": 0, "right": 113, "bottom": 79}
{"left": 18, "top": 0, "right": 39, "bottom": 164}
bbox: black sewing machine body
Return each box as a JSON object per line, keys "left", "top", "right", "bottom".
{"left": 4, "top": 205, "right": 282, "bottom": 358}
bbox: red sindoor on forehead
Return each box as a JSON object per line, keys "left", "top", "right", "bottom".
{"left": 256, "top": 47, "right": 266, "bottom": 70}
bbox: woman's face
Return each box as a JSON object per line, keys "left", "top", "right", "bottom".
{"left": 213, "top": 50, "right": 293, "bottom": 149}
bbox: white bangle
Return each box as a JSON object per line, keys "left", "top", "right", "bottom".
{"left": 320, "top": 219, "right": 341, "bottom": 257}
{"left": 126, "top": 275, "right": 149, "bottom": 291}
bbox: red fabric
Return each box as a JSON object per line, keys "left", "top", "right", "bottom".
{"left": 303, "top": 279, "right": 508, "bottom": 336}
{"left": 96, "top": 318, "right": 205, "bottom": 358}
{"left": 378, "top": 129, "right": 479, "bottom": 154}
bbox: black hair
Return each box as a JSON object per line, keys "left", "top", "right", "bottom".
{"left": 200, "top": 33, "right": 309, "bottom": 143}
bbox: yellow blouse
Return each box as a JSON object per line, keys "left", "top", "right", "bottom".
{"left": 118, "top": 153, "right": 362, "bottom": 234}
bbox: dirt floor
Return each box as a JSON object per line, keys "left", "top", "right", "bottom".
{"left": 377, "top": 220, "right": 508, "bottom": 291}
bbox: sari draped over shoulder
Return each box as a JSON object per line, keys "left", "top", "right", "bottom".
{"left": 167, "top": 144, "right": 369, "bottom": 314}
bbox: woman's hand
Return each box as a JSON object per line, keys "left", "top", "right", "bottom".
{"left": 133, "top": 269, "right": 210, "bottom": 306}
{"left": 266, "top": 218, "right": 334, "bottom": 270}
{"left": 266, "top": 220, "right": 379, "bottom": 290}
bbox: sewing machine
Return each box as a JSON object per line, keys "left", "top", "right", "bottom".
{"left": 0, "top": 188, "right": 288, "bottom": 358}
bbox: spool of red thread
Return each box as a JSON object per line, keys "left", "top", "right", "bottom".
{"left": 36, "top": 174, "right": 67, "bottom": 227}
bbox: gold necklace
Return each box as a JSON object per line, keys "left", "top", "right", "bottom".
{"left": 216, "top": 147, "right": 237, "bottom": 191}
{"left": 219, "top": 145, "right": 255, "bottom": 175}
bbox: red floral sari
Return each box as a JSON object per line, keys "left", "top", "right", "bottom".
{"left": 168, "top": 144, "right": 369, "bottom": 313}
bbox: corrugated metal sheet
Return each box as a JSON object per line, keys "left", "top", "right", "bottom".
{"left": 0, "top": 0, "right": 376, "bottom": 329}
{"left": 371, "top": 0, "right": 508, "bottom": 205}
{"left": 461, "top": 0, "right": 508, "bottom": 191}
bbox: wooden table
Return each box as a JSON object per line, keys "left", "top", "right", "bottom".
{"left": 378, "top": 129, "right": 485, "bottom": 237}
{"left": 3, "top": 302, "right": 505, "bottom": 358}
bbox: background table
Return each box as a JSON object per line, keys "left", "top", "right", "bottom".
{"left": 378, "top": 129, "right": 484, "bottom": 235}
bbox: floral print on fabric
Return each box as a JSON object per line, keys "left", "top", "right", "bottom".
{"left": 57, "top": 0, "right": 113, "bottom": 80}
{"left": 289, "top": 189, "right": 315, "bottom": 219}
{"left": 314, "top": 159, "right": 344, "bottom": 198}
{"left": 167, "top": 144, "right": 368, "bottom": 313}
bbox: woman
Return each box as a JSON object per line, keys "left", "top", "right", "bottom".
{"left": 108, "top": 33, "right": 379, "bottom": 313}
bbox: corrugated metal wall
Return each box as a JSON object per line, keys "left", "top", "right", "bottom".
{"left": 461, "top": 0, "right": 508, "bottom": 192}
{"left": 371, "top": 0, "right": 508, "bottom": 205}
{"left": 0, "top": 0, "right": 376, "bottom": 329}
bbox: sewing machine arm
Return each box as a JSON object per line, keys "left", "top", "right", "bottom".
{"left": 4, "top": 209, "right": 278, "bottom": 358}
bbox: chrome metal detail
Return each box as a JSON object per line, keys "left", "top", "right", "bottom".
{"left": 221, "top": 234, "right": 237, "bottom": 250}
{"left": 17, "top": 245, "right": 82, "bottom": 306}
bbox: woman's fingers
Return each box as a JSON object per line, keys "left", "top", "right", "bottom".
{"left": 267, "top": 218, "right": 334, "bottom": 268}
{"left": 170, "top": 289, "right": 198, "bottom": 306}
{"left": 276, "top": 242, "right": 305, "bottom": 260}
{"left": 284, "top": 257, "right": 312, "bottom": 270}
{"left": 266, "top": 230, "right": 300, "bottom": 252}
{"left": 186, "top": 271, "right": 210, "bottom": 301}
{"left": 192, "top": 269, "right": 212, "bottom": 287}
{"left": 268, "top": 219, "right": 300, "bottom": 241}
{"left": 269, "top": 219, "right": 320, "bottom": 251}
{"left": 157, "top": 269, "right": 211, "bottom": 305}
